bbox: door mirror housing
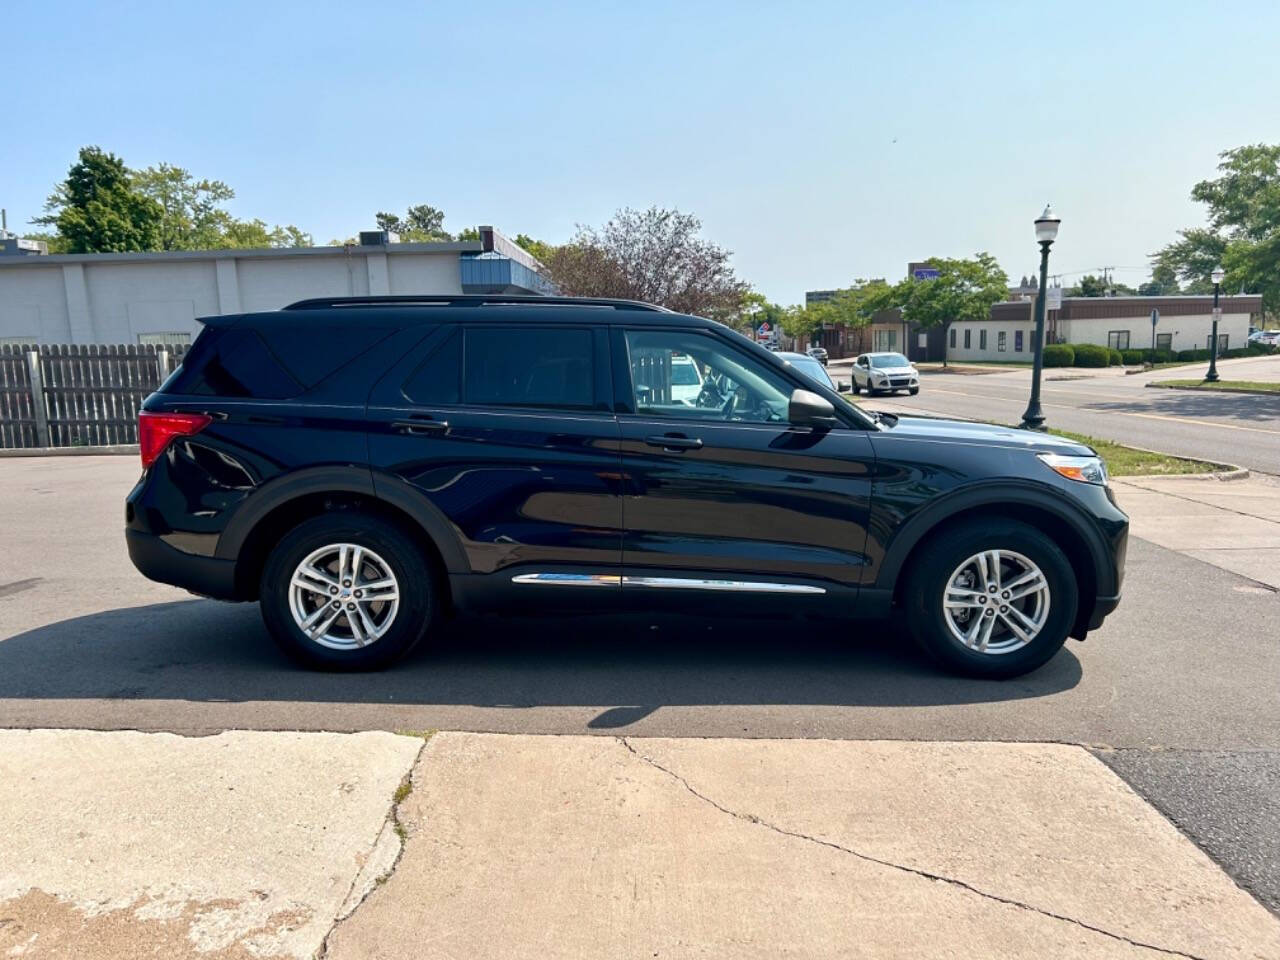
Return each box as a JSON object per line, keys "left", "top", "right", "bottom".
{"left": 788, "top": 388, "right": 837, "bottom": 428}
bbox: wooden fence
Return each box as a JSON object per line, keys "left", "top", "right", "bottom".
{"left": 0, "top": 344, "right": 188, "bottom": 449}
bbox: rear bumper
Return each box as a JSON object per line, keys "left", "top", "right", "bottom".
{"left": 126, "top": 528, "right": 239, "bottom": 600}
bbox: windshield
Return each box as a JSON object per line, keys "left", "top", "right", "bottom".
{"left": 670, "top": 361, "right": 701, "bottom": 385}
{"left": 871, "top": 353, "right": 910, "bottom": 368}
{"left": 788, "top": 356, "right": 834, "bottom": 388}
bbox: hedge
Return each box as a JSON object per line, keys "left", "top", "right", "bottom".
{"left": 1072, "top": 343, "right": 1111, "bottom": 368}
{"left": 1108, "top": 348, "right": 1123, "bottom": 366}
{"left": 1042, "top": 344, "right": 1074, "bottom": 367}
{"left": 1120, "top": 349, "right": 1144, "bottom": 365}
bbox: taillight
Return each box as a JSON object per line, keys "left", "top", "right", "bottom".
{"left": 139, "top": 411, "right": 212, "bottom": 468}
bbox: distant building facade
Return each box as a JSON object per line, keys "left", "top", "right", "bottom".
{"left": 0, "top": 226, "right": 550, "bottom": 346}
{"left": 946, "top": 295, "right": 1260, "bottom": 362}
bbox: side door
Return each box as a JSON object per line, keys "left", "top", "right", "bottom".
{"left": 612, "top": 325, "right": 876, "bottom": 607}
{"left": 367, "top": 321, "right": 624, "bottom": 596}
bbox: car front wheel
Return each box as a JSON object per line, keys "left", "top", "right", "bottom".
{"left": 260, "top": 513, "right": 438, "bottom": 670}
{"left": 903, "top": 519, "right": 1078, "bottom": 678}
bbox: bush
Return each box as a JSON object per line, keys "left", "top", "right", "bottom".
{"left": 1108, "top": 348, "right": 1123, "bottom": 365}
{"left": 1177, "top": 348, "right": 1210, "bottom": 362}
{"left": 1042, "top": 344, "right": 1074, "bottom": 367}
{"left": 1072, "top": 343, "right": 1110, "bottom": 368}
{"left": 1120, "top": 349, "right": 1144, "bottom": 365}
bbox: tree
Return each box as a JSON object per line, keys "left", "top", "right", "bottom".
{"left": 1138, "top": 263, "right": 1181, "bottom": 297}
{"left": 1155, "top": 143, "right": 1280, "bottom": 317}
{"left": 132, "top": 163, "right": 235, "bottom": 250}
{"left": 34, "top": 146, "right": 163, "bottom": 253}
{"left": 1066, "top": 274, "right": 1136, "bottom": 297}
{"left": 544, "top": 206, "right": 749, "bottom": 318}
{"left": 375, "top": 204, "right": 454, "bottom": 242}
{"left": 514, "top": 233, "right": 555, "bottom": 263}
{"left": 895, "top": 254, "right": 1008, "bottom": 365}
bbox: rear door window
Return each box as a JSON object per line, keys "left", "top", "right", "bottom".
{"left": 463, "top": 326, "right": 594, "bottom": 410}
{"left": 402, "top": 329, "right": 461, "bottom": 405}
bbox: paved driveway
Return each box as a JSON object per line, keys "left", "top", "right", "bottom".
{"left": 839, "top": 355, "right": 1280, "bottom": 474}
{"left": 1, "top": 455, "right": 1278, "bottom": 911}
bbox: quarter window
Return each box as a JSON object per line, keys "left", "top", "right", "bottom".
{"left": 623, "top": 329, "right": 793, "bottom": 423}
{"left": 403, "top": 329, "right": 461, "bottom": 405}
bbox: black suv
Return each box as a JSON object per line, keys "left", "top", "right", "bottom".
{"left": 126, "top": 295, "right": 1127, "bottom": 678}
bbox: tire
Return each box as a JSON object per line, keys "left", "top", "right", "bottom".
{"left": 909, "top": 387, "right": 919, "bottom": 396}
{"left": 903, "top": 519, "right": 1078, "bottom": 679}
{"left": 260, "top": 512, "right": 439, "bottom": 670}
{"left": 850, "top": 380, "right": 861, "bottom": 395}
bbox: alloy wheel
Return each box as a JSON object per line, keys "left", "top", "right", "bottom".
{"left": 288, "top": 543, "right": 400, "bottom": 650}
{"left": 942, "top": 549, "right": 1050, "bottom": 655}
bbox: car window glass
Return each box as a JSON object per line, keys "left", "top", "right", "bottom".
{"left": 402, "top": 329, "right": 461, "bottom": 405}
{"left": 464, "top": 326, "right": 594, "bottom": 409}
{"left": 624, "top": 329, "right": 792, "bottom": 423}
{"left": 260, "top": 325, "right": 392, "bottom": 388}
{"left": 190, "top": 329, "right": 302, "bottom": 399}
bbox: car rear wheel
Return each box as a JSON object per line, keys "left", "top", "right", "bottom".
{"left": 260, "top": 513, "right": 437, "bottom": 670}
{"left": 903, "top": 519, "right": 1078, "bottom": 678}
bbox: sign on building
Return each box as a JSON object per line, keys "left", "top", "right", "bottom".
{"left": 912, "top": 268, "right": 940, "bottom": 281}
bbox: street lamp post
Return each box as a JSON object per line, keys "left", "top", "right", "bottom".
{"left": 1020, "top": 205, "right": 1060, "bottom": 431}
{"left": 1205, "top": 266, "right": 1225, "bottom": 382}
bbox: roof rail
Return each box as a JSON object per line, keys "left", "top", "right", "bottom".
{"left": 281, "top": 294, "right": 670, "bottom": 312}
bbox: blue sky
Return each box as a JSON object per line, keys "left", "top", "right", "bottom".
{"left": 7, "top": 0, "right": 1278, "bottom": 303}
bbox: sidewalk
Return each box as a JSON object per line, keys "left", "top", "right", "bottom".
{"left": 3, "top": 730, "right": 1278, "bottom": 959}
{"left": 1112, "top": 472, "right": 1280, "bottom": 590}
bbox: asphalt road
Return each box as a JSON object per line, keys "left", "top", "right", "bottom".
{"left": 1, "top": 456, "right": 1278, "bottom": 911}
{"left": 839, "top": 354, "right": 1280, "bottom": 475}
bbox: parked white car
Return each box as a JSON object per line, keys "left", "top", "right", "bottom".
{"left": 851, "top": 352, "right": 920, "bottom": 396}
{"left": 1248, "top": 330, "right": 1280, "bottom": 346}
{"left": 669, "top": 354, "right": 705, "bottom": 405}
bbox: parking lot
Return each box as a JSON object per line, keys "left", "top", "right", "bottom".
{"left": 2, "top": 453, "right": 1279, "bottom": 915}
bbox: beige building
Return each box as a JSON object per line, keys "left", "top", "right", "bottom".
{"left": 946, "top": 295, "right": 1261, "bottom": 362}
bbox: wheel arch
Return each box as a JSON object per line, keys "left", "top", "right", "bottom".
{"left": 880, "top": 483, "right": 1108, "bottom": 636}
{"left": 217, "top": 466, "right": 467, "bottom": 601}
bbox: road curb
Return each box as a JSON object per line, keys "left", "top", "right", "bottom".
{"left": 0, "top": 445, "right": 138, "bottom": 458}
{"left": 1145, "top": 382, "right": 1280, "bottom": 396}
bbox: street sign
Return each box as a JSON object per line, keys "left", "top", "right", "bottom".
{"left": 912, "top": 268, "right": 940, "bottom": 281}
{"left": 1151, "top": 309, "right": 1159, "bottom": 326}
{"left": 757, "top": 322, "right": 771, "bottom": 336}
{"left": 1213, "top": 307, "right": 1222, "bottom": 322}
{"left": 1046, "top": 286, "right": 1062, "bottom": 311}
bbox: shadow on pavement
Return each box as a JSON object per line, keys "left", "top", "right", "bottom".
{"left": 1085, "top": 390, "right": 1280, "bottom": 423}
{"left": 0, "top": 599, "right": 1081, "bottom": 712}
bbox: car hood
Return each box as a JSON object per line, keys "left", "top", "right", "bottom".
{"left": 869, "top": 366, "right": 916, "bottom": 376}
{"left": 881, "top": 415, "right": 1094, "bottom": 455}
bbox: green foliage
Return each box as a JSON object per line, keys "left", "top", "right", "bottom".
{"left": 1067, "top": 274, "right": 1137, "bottom": 297}
{"left": 375, "top": 204, "right": 454, "bottom": 242}
{"left": 1120, "top": 349, "right": 1145, "bottom": 365}
{"left": 1108, "top": 348, "right": 1124, "bottom": 365}
{"left": 1177, "top": 348, "right": 1211, "bottom": 362}
{"left": 514, "top": 233, "right": 556, "bottom": 263}
{"left": 1155, "top": 143, "right": 1280, "bottom": 317}
{"left": 1042, "top": 344, "right": 1075, "bottom": 367}
{"left": 1137, "top": 263, "right": 1181, "bottom": 296}
{"left": 1071, "top": 343, "right": 1110, "bottom": 367}
{"left": 35, "top": 146, "right": 164, "bottom": 253}
{"left": 36, "top": 148, "right": 312, "bottom": 252}
{"left": 896, "top": 253, "right": 1009, "bottom": 330}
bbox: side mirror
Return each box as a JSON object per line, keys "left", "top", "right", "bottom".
{"left": 788, "top": 388, "right": 837, "bottom": 428}
{"left": 837, "top": 381, "right": 851, "bottom": 393}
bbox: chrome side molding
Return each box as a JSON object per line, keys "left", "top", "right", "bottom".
{"left": 511, "top": 573, "right": 825, "bottom": 595}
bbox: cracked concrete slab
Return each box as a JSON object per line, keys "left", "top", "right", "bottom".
{"left": 327, "top": 732, "right": 1280, "bottom": 960}
{"left": 0, "top": 729, "right": 421, "bottom": 959}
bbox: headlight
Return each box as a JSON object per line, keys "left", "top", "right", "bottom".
{"left": 1038, "top": 453, "right": 1108, "bottom": 485}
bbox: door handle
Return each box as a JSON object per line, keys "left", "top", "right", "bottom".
{"left": 645, "top": 434, "right": 703, "bottom": 451}
{"left": 393, "top": 418, "right": 449, "bottom": 435}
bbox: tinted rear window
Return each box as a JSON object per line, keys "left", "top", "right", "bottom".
{"left": 188, "top": 329, "right": 302, "bottom": 399}
{"left": 259, "top": 325, "right": 392, "bottom": 388}
{"left": 463, "top": 327, "right": 593, "bottom": 409}
{"left": 403, "top": 329, "right": 461, "bottom": 405}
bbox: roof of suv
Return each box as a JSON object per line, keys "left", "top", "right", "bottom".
{"left": 200, "top": 295, "right": 698, "bottom": 328}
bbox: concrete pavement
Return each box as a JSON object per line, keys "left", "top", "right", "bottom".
{"left": 1112, "top": 471, "right": 1280, "bottom": 589}
{"left": 0, "top": 729, "right": 422, "bottom": 959}
{"left": 6, "top": 729, "right": 1275, "bottom": 959}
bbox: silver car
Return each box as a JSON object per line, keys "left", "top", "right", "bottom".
{"left": 851, "top": 352, "right": 920, "bottom": 396}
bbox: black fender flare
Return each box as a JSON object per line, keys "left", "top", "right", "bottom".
{"left": 214, "top": 464, "right": 468, "bottom": 574}
{"left": 874, "top": 479, "right": 1116, "bottom": 594}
